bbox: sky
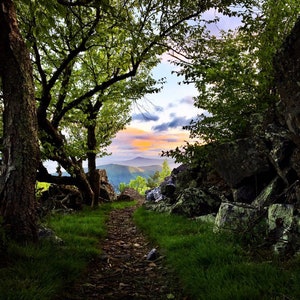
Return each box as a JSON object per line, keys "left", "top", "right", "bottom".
{"left": 96, "top": 9, "right": 242, "bottom": 165}
{"left": 96, "top": 62, "right": 200, "bottom": 165}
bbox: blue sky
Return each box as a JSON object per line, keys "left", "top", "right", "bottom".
{"left": 96, "top": 61, "right": 200, "bottom": 165}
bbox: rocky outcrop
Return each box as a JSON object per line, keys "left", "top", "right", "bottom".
{"left": 275, "top": 16, "right": 300, "bottom": 143}
{"left": 38, "top": 184, "right": 83, "bottom": 217}
{"left": 98, "top": 169, "right": 116, "bottom": 202}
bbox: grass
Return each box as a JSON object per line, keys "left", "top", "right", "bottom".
{"left": 134, "top": 207, "right": 300, "bottom": 300}
{"left": 0, "top": 201, "right": 136, "bottom": 300}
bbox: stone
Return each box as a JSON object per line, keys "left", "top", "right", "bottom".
{"left": 117, "top": 187, "right": 143, "bottom": 202}
{"left": 232, "top": 183, "right": 258, "bottom": 204}
{"left": 267, "top": 204, "right": 299, "bottom": 255}
{"left": 38, "top": 225, "right": 64, "bottom": 245}
{"left": 264, "top": 124, "right": 296, "bottom": 185}
{"left": 146, "top": 248, "right": 158, "bottom": 260}
{"left": 252, "top": 177, "right": 283, "bottom": 208}
{"left": 38, "top": 184, "right": 82, "bottom": 217}
{"left": 171, "top": 187, "right": 221, "bottom": 218}
{"left": 160, "top": 176, "right": 176, "bottom": 198}
{"left": 211, "top": 138, "right": 270, "bottom": 188}
{"left": 98, "top": 169, "right": 116, "bottom": 202}
{"left": 214, "top": 202, "right": 259, "bottom": 233}
{"left": 145, "top": 187, "right": 163, "bottom": 202}
{"left": 274, "top": 16, "right": 300, "bottom": 141}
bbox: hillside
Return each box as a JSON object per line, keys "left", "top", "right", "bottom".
{"left": 98, "top": 163, "right": 162, "bottom": 190}
{"left": 111, "top": 156, "right": 177, "bottom": 168}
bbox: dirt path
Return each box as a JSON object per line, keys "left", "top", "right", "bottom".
{"left": 58, "top": 204, "right": 188, "bottom": 299}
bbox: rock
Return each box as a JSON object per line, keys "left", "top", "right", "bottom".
{"left": 38, "top": 184, "right": 82, "bottom": 217}
{"left": 145, "top": 187, "right": 163, "bottom": 202}
{"left": 274, "top": 16, "right": 300, "bottom": 142}
{"left": 214, "top": 202, "right": 260, "bottom": 233}
{"left": 267, "top": 204, "right": 300, "bottom": 255}
{"left": 117, "top": 187, "right": 143, "bottom": 202}
{"left": 252, "top": 177, "right": 283, "bottom": 208}
{"left": 38, "top": 225, "right": 64, "bottom": 245}
{"left": 171, "top": 164, "right": 199, "bottom": 191}
{"left": 98, "top": 169, "right": 116, "bottom": 202}
{"left": 211, "top": 138, "right": 270, "bottom": 188}
{"left": 160, "top": 176, "right": 176, "bottom": 198}
{"left": 171, "top": 188, "right": 221, "bottom": 218}
{"left": 146, "top": 248, "right": 158, "bottom": 260}
{"left": 264, "top": 124, "right": 296, "bottom": 185}
{"left": 232, "top": 183, "right": 258, "bottom": 204}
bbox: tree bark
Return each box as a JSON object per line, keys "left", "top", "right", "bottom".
{"left": 0, "top": 0, "right": 39, "bottom": 242}
{"left": 87, "top": 122, "right": 100, "bottom": 206}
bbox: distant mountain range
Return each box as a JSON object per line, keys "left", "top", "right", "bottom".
{"left": 98, "top": 157, "right": 177, "bottom": 191}
{"left": 56, "top": 157, "right": 177, "bottom": 191}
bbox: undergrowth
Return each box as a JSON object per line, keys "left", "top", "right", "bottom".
{"left": 0, "top": 201, "right": 136, "bottom": 300}
{"left": 134, "top": 207, "right": 300, "bottom": 300}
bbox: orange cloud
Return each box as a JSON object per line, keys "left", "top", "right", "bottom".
{"left": 108, "top": 126, "right": 191, "bottom": 157}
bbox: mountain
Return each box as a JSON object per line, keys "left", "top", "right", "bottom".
{"left": 57, "top": 156, "right": 178, "bottom": 191}
{"left": 107, "top": 156, "right": 178, "bottom": 169}
{"left": 97, "top": 163, "right": 162, "bottom": 191}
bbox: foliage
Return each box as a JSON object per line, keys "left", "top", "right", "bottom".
{"left": 163, "top": 0, "right": 300, "bottom": 162}
{"left": 119, "top": 160, "right": 171, "bottom": 194}
{"left": 162, "top": 141, "right": 214, "bottom": 170}
{"left": 134, "top": 207, "right": 300, "bottom": 299}
{"left": 126, "top": 175, "right": 148, "bottom": 195}
{"left": 12, "top": 0, "right": 228, "bottom": 178}
{"left": 35, "top": 181, "right": 51, "bottom": 199}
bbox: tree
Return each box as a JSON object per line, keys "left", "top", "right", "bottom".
{"left": 127, "top": 176, "right": 148, "bottom": 195}
{"left": 119, "top": 160, "right": 171, "bottom": 194}
{"left": 164, "top": 0, "right": 300, "bottom": 163}
{"left": 16, "top": 0, "right": 232, "bottom": 205}
{"left": 159, "top": 160, "right": 171, "bottom": 181}
{"left": 0, "top": 0, "right": 39, "bottom": 242}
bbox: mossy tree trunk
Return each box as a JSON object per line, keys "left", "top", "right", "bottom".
{"left": 0, "top": 0, "right": 39, "bottom": 242}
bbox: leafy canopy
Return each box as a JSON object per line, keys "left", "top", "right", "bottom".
{"left": 163, "top": 0, "right": 300, "bottom": 164}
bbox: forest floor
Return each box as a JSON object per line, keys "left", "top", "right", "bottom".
{"left": 56, "top": 202, "right": 189, "bottom": 300}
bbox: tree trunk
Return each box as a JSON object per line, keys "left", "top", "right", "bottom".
{"left": 0, "top": 0, "right": 39, "bottom": 242}
{"left": 87, "top": 122, "right": 100, "bottom": 206}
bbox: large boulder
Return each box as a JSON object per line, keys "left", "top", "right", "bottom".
{"left": 251, "top": 177, "right": 284, "bottom": 208}
{"left": 211, "top": 138, "right": 271, "bottom": 188}
{"left": 117, "top": 187, "right": 143, "bottom": 202}
{"left": 274, "top": 16, "right": 300, "bottom": 141}
{"left": 171, "top": 187, "right": 221, "bottom": 218}
{"left": 214, "top": 202, "right": 261, "bottom": 232}
{"left": 267, "top": 204, "right": 300, "bottom": 255}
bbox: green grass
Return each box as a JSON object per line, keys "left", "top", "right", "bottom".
{"left": 0, "top": 201, "right": 136, "bottom": 300}
{"left": 134, "top": 207, "right": 300, "bottom": 300}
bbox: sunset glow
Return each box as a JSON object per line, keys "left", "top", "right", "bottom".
{"left": 107, "top": 126, "right": 191, "bottom": 160}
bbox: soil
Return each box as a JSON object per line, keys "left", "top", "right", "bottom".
{"left": 57, "top": 202, "right": 189, "bottom": 300}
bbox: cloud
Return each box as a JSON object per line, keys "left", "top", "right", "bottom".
{"left": 152, "top": 116, "right": 193, "bottom": 132}
{"left": 180, "top": 96, "right": 194, "bottom": 105}
{"left": 154, "top": 106, "right": 164, "bottom": 112}
{"left": 132, "top": 112, "right": 159, "bottom": 122}
{"left": 107, "top": 127, "right": 191, "bottom": 158}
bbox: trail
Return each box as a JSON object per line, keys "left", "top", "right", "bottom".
{"left": 57, "top": 204, "right": 188, "bottom": 300}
